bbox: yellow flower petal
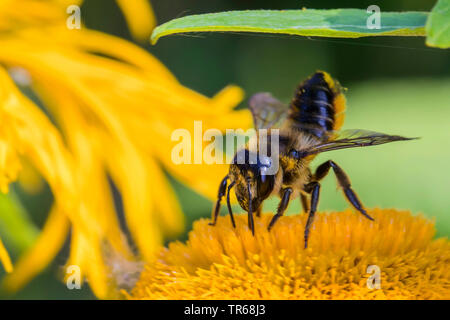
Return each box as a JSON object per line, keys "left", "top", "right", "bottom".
{"left": 0, "top": 139, "right": 21, "bottom": 194}
{"left": 0, "top": 236, "right": 13, "bottom": 273}
{"left": 66, "top": 228, "right": 111, "bottom": 299}
{"left": 0, "top": 64, "right": 122, "bottom": 296}
{"left": 212, "top": 85, "right": 246, "bottom": 112}
{"left": 102, "top": 133, "right": 162, "bottom": 262}
{"left": 17, "top": 159, "right": 44, "bottom": 194}
{"left": 116, "top": 0, "right": 156, "bottom": 41}
{"left": 51, "top": 28, "right": 177, "bottom": 81}
{"left": 2, "top": 207, "right": 68, "bottom": 291}
{"left": 146, "top": 157, "right": 185, "bottom": 238}
{"left": 34, "top": 79, "right": 131, "bottom": 256}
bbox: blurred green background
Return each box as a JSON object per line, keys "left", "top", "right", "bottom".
{"left": 0, "top": 0, "right": 449, "bottom": 299}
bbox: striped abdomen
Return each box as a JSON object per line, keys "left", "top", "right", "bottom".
{"left": 288, "top": 71, "right": 346, "bottom": 140}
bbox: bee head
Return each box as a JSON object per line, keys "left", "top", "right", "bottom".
{"left": 230, "top": 149, "right": 275, "bottom": 212}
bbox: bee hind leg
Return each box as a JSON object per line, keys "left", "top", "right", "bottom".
{"left": 300, "top": 193, "right": 309, "bottom": 213}
{"left": 314, "top": 160, "right": 373, "bottom": 221}
{"left": 267, "top": 188, "right": 293, "bottom": 231}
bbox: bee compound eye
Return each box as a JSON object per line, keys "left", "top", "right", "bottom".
{"left": 289, "top": 149, "right": 300, "bottom": 158}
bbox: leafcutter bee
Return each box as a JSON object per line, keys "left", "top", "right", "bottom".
{"left": 209, "top": 71, "right": 416, "bottom": 248}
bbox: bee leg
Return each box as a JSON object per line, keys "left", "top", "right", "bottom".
{"left": 226, "top": 181, "right": 237, "bottom": 228}
{"left": 315, "top": 160, "right": 373, "bottom": 221}
{"left": 209, "top": 176, "right": 229, "bottom": 226}
{"left": 300, "top": 193, "right": 309, "bottom": 213}
{"left": 267, "top": 188, "right": 293, "bottom": 231}
{"left": 303, "top": 182, "right": 321, "bottom": 249}
{"left": 247, "top": 181, "right": 255, "bottom": 235}
{"left": 256, "top": 206, "right": 262, "bottom": 218}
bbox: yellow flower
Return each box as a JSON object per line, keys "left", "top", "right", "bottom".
{"left": 129, "top": 209, "right": 450, "bottom": 300}
{"left": 0, "top": 0, "right": 251, "bottom": 297}
{"left": 0, "top": 0, "right": 152, "bottom": 41}
{"left": 0, "top": 237, "right": 13, "bottom": 273}
{"left": 115, "top": 0, "right": 156, "bottom": 41}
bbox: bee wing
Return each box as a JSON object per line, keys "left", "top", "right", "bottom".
{"left": 248, "top": 92, "right": 289, "bottom": 130}
{"left": 303, "top": 129, "right": 417, "bottom": 155}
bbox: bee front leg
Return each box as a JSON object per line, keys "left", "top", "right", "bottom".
{"left": 303, "top": 181, "right": 321, "bottom": 249}
{"left": 267, "top": 188, "right": 293, "bottom": 231}
{"left": 209, "top": 176, "right": 229, "bottom": 226}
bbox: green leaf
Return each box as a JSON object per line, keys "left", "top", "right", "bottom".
{"left": 151, "top": 9, "right": 427, "bottom": 44}
{"left": 426, "top": 0, "right": 450, "bottom": 48}
{"left": 0, "top": 192, "right": 39, "bottom": 254}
